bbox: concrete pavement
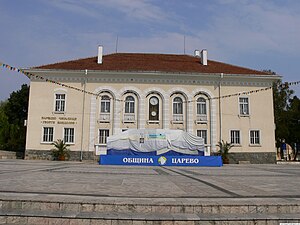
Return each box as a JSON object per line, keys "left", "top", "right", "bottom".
{"left": 0, "top": 159, "right": 300, "bottom": 224}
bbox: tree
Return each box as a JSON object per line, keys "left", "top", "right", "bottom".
{"left": 271, "top": 76, "right": 300, "bottom": 160}
{"left": 287, "top": 96, "right": 300, "bottom": 160}
{"left": 272, "top": 80, "right": 294, "bottom": 148}
{"left": 0, "top": 101, "right": 10, "bottom": 150}
{"left": 0, "top": 84, "right": 29, "bottom": 152}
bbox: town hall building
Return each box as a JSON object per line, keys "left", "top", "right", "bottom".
{"left": 24, "top": 47, "right": 280, "bottom": 163}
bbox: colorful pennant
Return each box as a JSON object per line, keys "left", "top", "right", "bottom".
{"left": 1, "top": 62, "right": 299, "bottom": 102}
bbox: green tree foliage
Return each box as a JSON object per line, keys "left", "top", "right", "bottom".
{"left": 288, "top": 96, "right": 300, "bottom": 144}
{"left": 0, "top": 84, "right": 29, "bottom": 152}
{"left": 273, "top": 80, "right": 300, "bottom": 157}
{"left": 273, "top": 80, "right": 294, "bottom": 147}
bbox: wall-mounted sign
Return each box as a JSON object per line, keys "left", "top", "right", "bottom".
{"left": 41, "top": 116, "right": 77, "bottom": 125}
{"left": 99, "top": 155, "right": 222, "bottom": 167}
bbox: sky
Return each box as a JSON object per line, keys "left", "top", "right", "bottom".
{"left": 0, "top": 0, "right": 300, "bottom": 101}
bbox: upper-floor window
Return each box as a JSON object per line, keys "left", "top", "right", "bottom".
{"left": 250, "top": 130, "right": 260, "bottom": 145}
{"left": 172, "top": 96, "right": 183, "bottom": 122}
{"left": 125, "top": 96, "right": 135, "bottom": 113}
{"left": 173, "top": 97, "right": 183, "bottom": 115}
{"left": 230, "top": 130, "right": 240, "bottom": 145}
{"left": 196, "top": 97, "right": 207, "bottom": 122}
{"left": 100, "top": 95, "right": 111, "bottom": 113}
{"left": 55, "top": 94, "right": 66, "bottom": 112}
{"left": 197, "top": 97, "right": 207, "bottom": 115}
{"left": 239, "top": 97, "right": 249, "bottom": 115}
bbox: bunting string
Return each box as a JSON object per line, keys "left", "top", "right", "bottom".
{"left": 0, "top": 62, "right": 100, "bottom": 97}
{"left": 1, "top": 61, "right": 299, "bottom": 102}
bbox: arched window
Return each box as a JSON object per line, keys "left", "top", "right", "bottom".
{"left": 197, "top": 97, "right": 206, "bottom": 115}
{"left": 149, "top": 96, "right": 159, "bottom": 121}
{"left": 173, "top": 97, "right": 183, "bottom": 115}
{"left": 100, "top": 95, "right": 110, "bottom": 113}
{"left": 125, "top": 96, "right": 135, "bottom": 113}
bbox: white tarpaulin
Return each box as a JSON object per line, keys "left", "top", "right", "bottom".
{"left": 107, "top": 129, "right": 204, "bottom": 155}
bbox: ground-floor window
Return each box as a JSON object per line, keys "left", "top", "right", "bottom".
{"left": 230, "top": 130, "right": 240, "bottom": 145}
{"left": 43, "top": 127, "right": 54, "bottom": 143}
{"left": 197, "top": 130, "right": 207, "bottom": 144}
{"left": 250, "top": 130, "right": 260, "bottom": 145}
{"left": 99, "top": 129, "right": 109, "bottom": 144}
{"left": 64, "top": 128, "right": 75, "bottom": 144}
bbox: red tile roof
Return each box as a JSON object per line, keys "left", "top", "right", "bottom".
{"left": 34, "top": 53, "right": 269, "bottom": 75}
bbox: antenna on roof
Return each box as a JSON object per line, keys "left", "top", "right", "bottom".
{"left": 115, "top": 35, "right": 119, "bottom": 53}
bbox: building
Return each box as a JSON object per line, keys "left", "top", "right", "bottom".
{"left": 25, "top": 47, "right": 280, "bottom": 163}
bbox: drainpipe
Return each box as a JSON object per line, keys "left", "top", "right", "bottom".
{"left": 219, "top": 73, "right": 223, "bottom": 143}
{"left": 209, "top": 98, "right": 212, "bottom": 156}
{"left": 80, "top": 69, "right": 87, "bottom": 161}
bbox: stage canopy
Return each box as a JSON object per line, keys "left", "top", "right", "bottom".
{"left": 107, "top": 129, "right": 205, "bottom": 156}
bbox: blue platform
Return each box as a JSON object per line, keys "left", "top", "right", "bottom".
{"left": 99, "top": 155, "right": 223, "bottom": 167}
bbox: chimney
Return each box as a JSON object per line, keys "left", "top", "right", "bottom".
{"left": 97, "top": 45, "right": 103, "bottom": 64}
{"left": 201, "top": 49, "right": 208, "bottom": 66}
{"left": 194, "top": 50, "right": 200, "bottom": 57}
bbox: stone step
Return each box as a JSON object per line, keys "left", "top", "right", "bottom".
{"left": 1, "top": 199, "right": 300, "bottom": 215}
{"left": 1, "top": 209, "right": 300, "bottom": 224}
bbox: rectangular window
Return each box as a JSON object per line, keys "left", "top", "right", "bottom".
{"left": 55, "top": 94, "right": 66, "bottom": 112}
{"left": 99, "top": 129, "right": 109, "bottom": 144}
{"left": 250, "top": 130, "right": 260, "bottom": 145}
{"left": 197, "top": 130, "right": 207, "bottom": 144}
{"left": 230, "top": 130, "right": 240, "bottom": 145}
{"left": 43, "top": 127, "right": 54, "bottom": 142}
{"left": 239, "top": 97, "right": 249, "bottom": 115}
{"left": 64, "top": 128, "right": 74, "bottom": 144}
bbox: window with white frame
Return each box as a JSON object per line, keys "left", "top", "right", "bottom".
{"left": 43, "top": 127, "right": 54, "bottom": 143}
{"left": 239, "top": 97, "right": 249, "bottom": 115}
{"left": 124, "top": 95, "right": 136, "bottom": 122}
{"left": 230, "top": 130, "right": 240, "bottom": 145}
{"left": 197, "top": 97, "right": 207, "bottom": 115}
{"left": 197, "top": 130, "right": 207, "bottom": 144}
{"left": 99, "top": 129, "right": 109, "bottom": 144}
{"left": 173, "top": 97, "right": 183, "bottom": 122}
{"left": 125, "top": 96, "right": 135, "bottom": 113}
{"left": 250, "top": 130, "right": 260, "bottom": 145}
{"left": 99, "top": 95, "right": 111, "bottom": 122}
{"left": 196, "top": 97, "right": 207, "bottom": 122}
{"left": 173, "top": 97, "right": 183, "bottom": 114}
{"left": 55, "top": 93, "right": 66, "bottom": 112}
{"left": 64, "top": 128, "right": 74, "bottom": 144}
{"left": 100, "top": 95, "right": 111, "bottom": 113}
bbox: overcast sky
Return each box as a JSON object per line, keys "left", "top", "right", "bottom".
{"left": 1, "top": 0, "right": 299, "bottom": 101}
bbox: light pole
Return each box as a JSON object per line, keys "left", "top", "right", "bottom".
{"left": 80, "top": 69, "right": 87, "bottom": 161}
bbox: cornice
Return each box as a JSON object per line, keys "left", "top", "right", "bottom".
{"left": 25, "top": 69, "right": 279, "bottom": 87}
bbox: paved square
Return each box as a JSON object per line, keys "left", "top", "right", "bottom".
{"left": 0, "top": 160, "right": 299, "bottom": 205}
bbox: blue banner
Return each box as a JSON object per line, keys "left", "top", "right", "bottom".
{"left": 99, "top": 155, "right": 223, "bottom": 167}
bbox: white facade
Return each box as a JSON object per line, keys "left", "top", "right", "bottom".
{"left": 25, "top": 53, "right": 280, "bottom": 163}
